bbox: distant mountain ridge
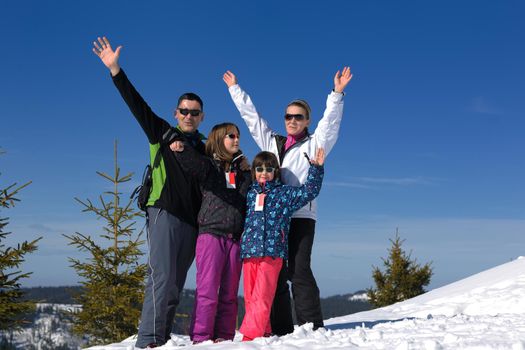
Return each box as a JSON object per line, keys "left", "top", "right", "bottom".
{"left": 0, "top": 286, "right": 371, "bottom": 349}
{"left": 320, "top": 290, "right": 371, "bottom": 318}
{"left": 21, "top": 286, "right": 82, "bottom": 304}
{"left": 20, "top": 286, "right": 372, "bottom": 318}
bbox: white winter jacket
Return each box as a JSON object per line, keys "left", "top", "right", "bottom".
{"left": 228, "top": 84, "right": 345, "bottom": 220}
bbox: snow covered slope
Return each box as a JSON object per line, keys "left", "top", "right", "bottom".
{"left": 328, "top": 255, "right": 525, "bottom": 323}
{"left": 90, "top": 257, "right": 525, "bottom": 349}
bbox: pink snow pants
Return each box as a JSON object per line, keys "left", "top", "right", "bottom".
{"left": 240, "top": 257, "right": 283, "bottom": 340}
{"left": 189, "top": 233, "right": 242, "bottom": 342}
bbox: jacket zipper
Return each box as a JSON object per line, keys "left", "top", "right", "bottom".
{"left": 276, "top": 134, "right": 311, "bottom": 165}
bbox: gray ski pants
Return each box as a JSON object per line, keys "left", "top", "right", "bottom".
{"left": 136, "top": 207, "right": 197, "bottom": 348}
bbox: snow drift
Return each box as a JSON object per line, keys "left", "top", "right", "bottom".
{"left": 89, "top": 257, "right": 525, "bottom": 349}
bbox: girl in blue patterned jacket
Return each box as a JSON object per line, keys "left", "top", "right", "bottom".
{"left": 239, "top": 149, "right": 325, "bottom": 341}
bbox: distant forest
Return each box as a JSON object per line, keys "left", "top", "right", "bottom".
{"left": 21, "top": 286, "right": 82, "bottom": 304}
{"left": 21, "top": 286, "right": 372, "bottom": 331}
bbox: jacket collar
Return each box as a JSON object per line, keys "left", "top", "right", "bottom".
{"left": 213, "top": 150, "right": 244, "bottom": 172}
{"left": 176, "top": 125, "right": 207, "bottom": 143}
{"left": 275, "top": 131, "right": 311, "bottom": 164}
{"left": 252, "top": 179, "right": 281, "bottom": 193}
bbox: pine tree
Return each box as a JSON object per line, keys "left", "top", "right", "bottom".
{"left": 0, "top": 149, "right": 41, "bottom": 331}
{"left": 64, "top": 141, "right": 147, "bottom": 345}
{"left": 367, "top": 229, "right": 433, "bottom": 308}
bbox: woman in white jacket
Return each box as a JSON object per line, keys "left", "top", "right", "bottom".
{"left": 223, "top": 67, "right": 352, "bottom": 335}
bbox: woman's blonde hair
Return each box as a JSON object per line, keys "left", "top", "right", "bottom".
{"left": 205, "top": 122, "right": 240, "bottom": 168}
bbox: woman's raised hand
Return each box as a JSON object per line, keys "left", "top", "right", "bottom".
{"left": 223, "top": 70, "right": 238, "bottom": 88}
{"left": 333, "top": 66, "right": 353, "bottom": 93}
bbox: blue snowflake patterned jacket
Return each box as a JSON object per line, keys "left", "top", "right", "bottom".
{"left": 241, "top": 164, "right": 324, "bottom": 259}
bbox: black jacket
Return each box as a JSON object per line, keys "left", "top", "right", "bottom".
{"left": 112, "top": 69, "right": 205, "bottom": 228}
{"left": 174, "top": 145, "right": 251, "bottom": 240}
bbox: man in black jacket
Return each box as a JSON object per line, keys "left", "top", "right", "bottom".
{"left": 93, "top": 36, "right": 205, "bottom": 349}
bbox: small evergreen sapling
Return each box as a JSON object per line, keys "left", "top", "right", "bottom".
{"left": 367, "top": 229, "right": 433, "bottom": 308}
{"left": 0, "top": 149, "right": 41, "bottom": 331}
{"left": 64, "top": 141, "right": 147, "bottom": 345}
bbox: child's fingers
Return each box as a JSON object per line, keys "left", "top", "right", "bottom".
{"left": 316, "top": 148, "right": 325, "bottom": 165}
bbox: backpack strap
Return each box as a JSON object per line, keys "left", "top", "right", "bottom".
{"left": 130, "top": 127, "right": 184, "bottom": 208}
{"left": 152, "top": 127, "right": 184, "bottom": 169}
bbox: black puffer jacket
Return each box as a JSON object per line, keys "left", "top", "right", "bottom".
{"left": 112, "top": 69, "right": 205, "bottom": 227}
{"left": 173, "top": 145, "right": 252, "bottom": 240}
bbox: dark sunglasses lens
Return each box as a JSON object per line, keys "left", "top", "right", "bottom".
{"left": 226, "top": 133, "right": 239, "bottom": 139}
{"left": 266, "top": 167, "right": 275, "bottom": 173}
{"left": 179, "top": 108, "right": 201, "bottom": 116}
{"left": 285, "top": 114, "right": 305, "bottom": 121}
{"left": 255, "top": 167, "right": 264, "bottom": 173}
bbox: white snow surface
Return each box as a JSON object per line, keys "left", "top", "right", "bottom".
{"left": 89, "top": 257, "right": 525, "bottom": 349}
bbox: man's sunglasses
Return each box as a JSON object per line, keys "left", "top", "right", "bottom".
{"left": 225, "top": 133, "right": 240, "bottom": 140}
{"left": 178, "top": 108, "right": 202, "bottom": 117}
{"left": 255, "top": 166, "right": 275, "bottom": 173}
{"left": 284, "top": 114, "right": 306, "bottom": 121}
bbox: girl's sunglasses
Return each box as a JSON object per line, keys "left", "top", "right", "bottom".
{"left": 225, "top": 133, "right": 240, "bottom": 140}
{"left": 255, "top": 166, "right": 275, "bottom": 173}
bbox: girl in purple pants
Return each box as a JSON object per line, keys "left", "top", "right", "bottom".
{"left": 172, "top": 122, "right": 251, "bottom": 343}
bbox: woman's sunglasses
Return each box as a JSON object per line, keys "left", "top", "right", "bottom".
{"left": 225, "top": 133, "right": 240, "bottom": 140}
{"left": 284, "top": 114, "right": 306, "bottom": 121}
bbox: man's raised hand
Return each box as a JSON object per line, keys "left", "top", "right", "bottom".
{"left": 223, "top": 71, "right": 238, "bottom": 88}
{"left": 92, "top": 36, "right": 122, "bottom": 76}
{"left": 333, "top": 66, "right": 353, "bottom": 93}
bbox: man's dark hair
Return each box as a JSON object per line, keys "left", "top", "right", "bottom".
{"left": 177, "top": 92, "right": 204, "bottom": 111}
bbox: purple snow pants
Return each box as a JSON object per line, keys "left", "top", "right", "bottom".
{"left": 189, "top": 233, "right": 242, "bottom": 342}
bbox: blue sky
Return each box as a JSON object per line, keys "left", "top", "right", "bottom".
{"left": 1, "top": 1, "right": 524, "bottom": 296}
